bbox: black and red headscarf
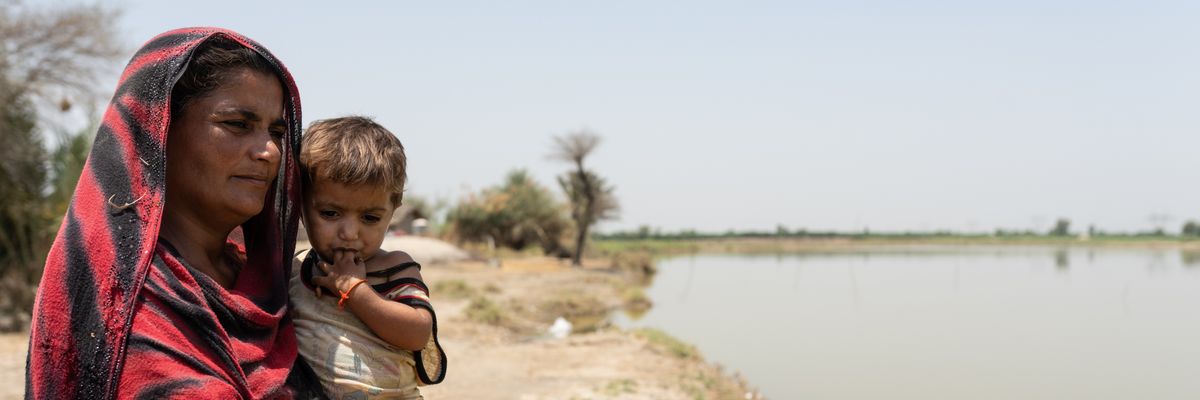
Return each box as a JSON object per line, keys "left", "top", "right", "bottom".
{"left": 26, "top": 28, "right": 305, "bottom": 399}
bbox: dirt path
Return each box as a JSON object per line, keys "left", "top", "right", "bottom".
{"left": 1, "top": 332, "right": 25, "bottom": 400}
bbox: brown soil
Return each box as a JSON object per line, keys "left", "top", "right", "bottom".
{"left": 1, "top": 331, "right": 25, "bottom": 400}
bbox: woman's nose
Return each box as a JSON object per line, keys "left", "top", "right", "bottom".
{"left": 252, "top": 131, "right": 282, "bottom": 165}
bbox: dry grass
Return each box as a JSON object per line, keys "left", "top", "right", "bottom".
{"left": 464, "top": 296, "right": 511, "bottom": 327}
{"left": 633, "top": 328, "right": 698, "bottom": 359}
{"left": 621, "top": 286, "right": 653, "bottom": 316}
{"left": 432, "top": 279, "right": 475, "bottom": 299}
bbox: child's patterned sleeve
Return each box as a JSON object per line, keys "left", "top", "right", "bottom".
{"left": 379, "top": 277, "right": 446, "bottom": 385}
{"left": 381, "top": 280, "right": 431, "bottom": 307}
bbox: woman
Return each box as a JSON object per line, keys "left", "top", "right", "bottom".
{"left": 25, "top": 28, "right": 314, "bottom": 399}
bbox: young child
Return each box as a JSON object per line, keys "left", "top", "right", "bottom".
{"left": 289, "top": 116, "right": 446, "bottom": 399}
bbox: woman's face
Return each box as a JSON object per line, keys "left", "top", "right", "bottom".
{"left": 166, "top": 68, "right": 286, "bottom": 225}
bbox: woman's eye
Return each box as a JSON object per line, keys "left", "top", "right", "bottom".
{"left": 269, "top": 128, "right": 286, "bottom": 139}
{"left": 319, "top": 210, "right": 338, "bottom": 218}
{"left": 223, "top": 120, "right": 249, "bottom": 130}
{"left": 363, "top": 215, "right": 381, "bottom": 224}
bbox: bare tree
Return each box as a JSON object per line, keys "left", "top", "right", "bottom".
{"left": 0, "top": 1, "right": 123, "bottom": 331}
{"left": 550, "top": 129, "right": 618, "bottom": 266}
{"left": 0, "top": 1, "right": 124, "bottom": 110}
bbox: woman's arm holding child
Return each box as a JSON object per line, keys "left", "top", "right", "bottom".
{"left": 312, "top": 249, "right": 433, "bottom": 351}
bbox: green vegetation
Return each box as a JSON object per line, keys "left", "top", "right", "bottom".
{"left": 620, "top": 286, "right": 652, "bottom": 318}
{"left": 393, "top": 194, "right": 449, "bottom": 235}
{"left": 681, "top": 369, "right": 749, "bottom": 400}
{"left": 602, "top": 379, "right": 638, "bottom": 396}
{"left": 593, "top": 237, "right": 701, "bottom": 254}
{"left": 446, "top": 169, "right": 570, "bottom": 254}
{"left": 1049, "top": 218, "right": 1072, "bottom": 237}
{"left": 634, "top": 327, "right": 698, "bottom": 359}
{"left": 598, "top": 225, "right": 1200, "bottom": 249}
{"left": 0, "top": 2, "right": 123, "bottom": 332}
{"left": 1183, "top": 220, "right": 1200, "bottom": 237}
{"left": 610, "top": 250, "right": 658, "bottom": 285}
{"left": 439, "top": 130, "right": 622, "bottom": 266}
{"left": 600, "top": 226, "right": 1200, "bottom": 241}
{"left": 590, "top": 232, "right": 1200, "bottom": 263}
{"left": 538, "top": 290, "right": 610, "bottom": 333}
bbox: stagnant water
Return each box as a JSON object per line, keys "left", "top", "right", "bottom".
{"left": 614, "top": 246, "right": 1200, "bottom": 399}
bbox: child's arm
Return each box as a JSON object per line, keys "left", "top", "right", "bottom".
{"left": 312, "top": 250, "right": 433, "bottom": 351}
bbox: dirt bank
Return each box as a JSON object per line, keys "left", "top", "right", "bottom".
{"left": 418, "top": 257, "right": 758, "bottom": 399}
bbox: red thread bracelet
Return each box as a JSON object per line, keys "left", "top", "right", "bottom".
{"left": 338, "top": 279, "right": 368, "bottom": 310}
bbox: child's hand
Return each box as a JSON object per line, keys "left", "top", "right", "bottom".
{"left": 312, "top": 249, "right": 368, "bottom": 297}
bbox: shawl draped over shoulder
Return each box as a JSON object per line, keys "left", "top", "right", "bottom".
{"left": 25, "top": 27, "right": 305, "bottom": 399}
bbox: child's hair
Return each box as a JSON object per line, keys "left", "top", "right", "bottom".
{"left": 300, "top": 116, "right": 406, "bottom": 206}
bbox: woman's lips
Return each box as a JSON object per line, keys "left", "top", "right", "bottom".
{"left": 232, "top": 175, "right": 270, "bottom": 188}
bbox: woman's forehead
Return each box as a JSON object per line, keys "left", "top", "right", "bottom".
{"left": 201, "top": 69, "right": 286, "bottom": 120}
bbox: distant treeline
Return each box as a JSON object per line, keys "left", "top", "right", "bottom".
{"left": 599, "top": 221, "right": 1200, "bottom": 241}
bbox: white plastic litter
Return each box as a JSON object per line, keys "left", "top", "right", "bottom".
{"left": 548, "top": 317, "right": 572, "bottom": 339}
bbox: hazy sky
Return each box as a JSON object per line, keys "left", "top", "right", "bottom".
{"left": 85, "top": 0, "right": 1200, "bottom": 233}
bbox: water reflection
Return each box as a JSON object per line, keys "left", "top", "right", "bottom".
{"left": 792, "top": 260, "right": 801, "bottom": 292}
{"left": 616, "top": 245, "right": 1200, "bottom": 400}
{"left": 679, "top": 254, "right": 695, "bottom": 302}
{"left": 1147, "top": 250, "right": 1169, "bottom": 272}
{"left": 848, "top": 261, "right": 860, "bottom": 311}
{"left": 953, "top": 263, "right": 960, "bottom": 292}
{"left": 1183, "top": 251, "right": 1200, "bottom": 267}
{"left": 1053, "top": 248, "right": 1069, "bottom": 272}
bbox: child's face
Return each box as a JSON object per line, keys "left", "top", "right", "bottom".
{"left": 303, "top": 176, "right": 397, "bottom": 263}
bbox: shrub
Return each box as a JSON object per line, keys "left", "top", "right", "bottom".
{"left": 446, "top": 169, "right": 570, "bottom": 253}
